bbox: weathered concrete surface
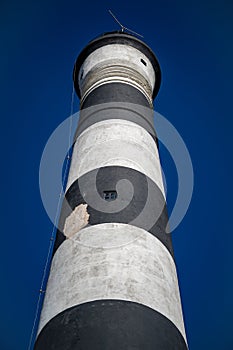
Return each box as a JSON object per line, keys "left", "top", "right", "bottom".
{"left": 38, "top": 223, "right": 186, "bottom": 341}
{"left": 64, "top": 204, "right": 89, "bottom": 238}
{"left": 66, "top": 119, "right": 165, "bottom": 196}
{"left": 79, "top": 44, "right": 155, "bottom": 104}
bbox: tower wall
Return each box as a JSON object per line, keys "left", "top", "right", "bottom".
{"left": 35, "top": 32, "right": 188, "bottom": 350}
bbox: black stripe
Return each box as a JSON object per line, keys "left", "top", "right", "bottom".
{"left": 75, "top": 83, "right": 158, "bottom": 146}
{"left": 81, "top": 82, "right": 151, "bottom": 107}
{"left": 34, "top": 300, "right": 187, "bottom": 350}
{"left": 73, "top": 31, "right": 161, "bottom": 100}
{"left": 54, "top": 166, "right": 173, "bottom": 257}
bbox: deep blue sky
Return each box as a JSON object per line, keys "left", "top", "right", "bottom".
{"left": 1, "top": 0, "right": 233, "bottom": 349}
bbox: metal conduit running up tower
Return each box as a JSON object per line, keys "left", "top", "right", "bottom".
{"left": 34, "top": 32, "right": 188, "bottom": 349}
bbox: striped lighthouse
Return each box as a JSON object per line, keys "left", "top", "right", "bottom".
{"left": 34, "top": 32, "right": 188, "bottom": 349}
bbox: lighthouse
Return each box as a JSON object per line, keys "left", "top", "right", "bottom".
{"left": 34, "top": 32, "right": 188, "bottom": 349}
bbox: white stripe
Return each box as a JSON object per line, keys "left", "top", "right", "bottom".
{"left": 78, "top": 44, "right": 155, "bottom": 102}
{"left": 38, "top": 223, "right": 186, "bottom": 341}
{"left": 66, "top": 119, "right": 165, "bottom": 196}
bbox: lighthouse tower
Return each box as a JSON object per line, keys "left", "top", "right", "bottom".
{"left": 34, "top": 32, "right": 188, "bottom": 349}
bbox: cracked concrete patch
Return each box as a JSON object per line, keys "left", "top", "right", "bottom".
{"left": 64, "top": 204, "right": 89, "bottom": 238}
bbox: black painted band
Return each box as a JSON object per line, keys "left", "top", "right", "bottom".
{"left": 81, "top": 81, "right": 151, "bottom": 108}
{"left": 73, "top": 31, "right": 161, "bottom": 99}
{"left": 55, "top": 166, "right": 173, "bottom": 257}
{"left": 34, "top": 299, "right": 187, "bottom": 350}
{"left": 74, "top": 84, "right": 158, "bottom": 145}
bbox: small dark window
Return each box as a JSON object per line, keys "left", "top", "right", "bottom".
{"left": 80, "top": 71, "right": 84, "bottom": 79}
{"left": 103, "top": 190, "right": 117, "bottom": 201}
{"left": 141, "top": 58, "right": 147, "bottom": 66}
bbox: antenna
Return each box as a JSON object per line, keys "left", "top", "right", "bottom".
{"left": 108, "top": 10, "right": 143, "bottom": 38}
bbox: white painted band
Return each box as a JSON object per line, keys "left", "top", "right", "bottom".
{"left": 66, "top": 119, "right": 165, "bottom": 196}
{"left": 78, "top": 44, "right": 155, "bottom": 102}
{"left": 38, "top": 223, "right": 186, "bottom": 341}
